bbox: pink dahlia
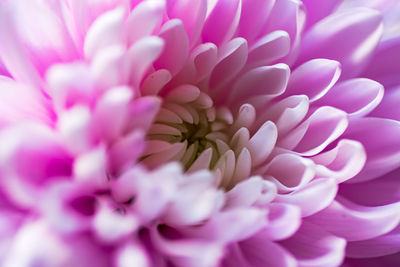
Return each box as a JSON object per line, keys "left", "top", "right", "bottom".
{"left": 0, "top": 0, "right": 399, "bottom": 266}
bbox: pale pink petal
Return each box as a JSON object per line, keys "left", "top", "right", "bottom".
{"left": 371, "top": 85, "right": 400, "bottom": 121}
{"left": 278, "top": 107, "right": 348, "bottom": 156}
{"left": 262, "top": 203, "right": 301, "bottom": 241}
{"left": 313, "top": 78, "right": 384, "bottom": 117}
{"left": 154, "top": 19, "right": 189, "bottom": 76}
{"left": 84, "top": 7, "right": 125, "bottom": 59}
{"left": 228, "top": 64, "right": 290, "bottom": 105}
{"left": 246, "top": 31, "right": 290, "bottom": 72}
{"left": 283, "top": 59, "right": 342, "bottom": 102}
{"left": 125, "top": 0, "right": 165, "bottom": 45}
{"left": 275, "top": 178, "right": 338, "bottom": 217}
{"left": 262, "top": 153, "right": 316, "bottom": 193}
{"left": 312, "top": 139, "right": 366, "bottom": 183}
{"left": 247, "top": 120, "right": 277, "bottom": 167}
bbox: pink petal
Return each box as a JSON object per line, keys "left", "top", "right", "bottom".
{"left": 262, "top": 0, "right": 306, "bottom": 64}
{"left": 362, "top": 35, "right": 400, "bottom": 88}
{"left": 371, "top": 85, "right": 400, "bottom": 121}
{"left": 125, "top": 0, "right": 165, "bottom": 45}
{"left": 312, "top": 139, "right": 366, "bottom": 183}
{"left": 154, "top": 19, "right": 189, "bottom": 76}
{"left": 228, "top": 64, "right": 290, "bottom": 105}
{"left": 343, "top": 118, "right": 400, "bottom": 183}
{"left": 46, "top": 63, "right": 95, "bottom": 112}
{"left": 167, "top": 0, "right": 207, "bottom": 46}
{"left": 262, "top": 203, "right": 301, "bottom": 241}
{"left": 210, "top": 38, "right": 248, "bottom": 102}
{"left": 297, "top": 8, "right": 383, "bottom": 79}
{"left": 313, "top": 78, "right": 384, "bottom": 117}
{"left": 308, "top": 197, "right": 400, "bottom": 242}
{"left": 237, "top": 0, "right": 275, "bottom": 44}
{"left": 279, "top": 221, "right": 346, "bottom": 267}
{"left": 235, "top": 238, "right": 298, "bottom": 267}
{"left": 263, "top": 153, "right": 316, "bottom": 193}
{"left": 302, "top": 0, "right": 344, "bottom": 29}
{"left": 283, "top": 59, "right": 342, "bottom": 102}
{"left": 0, "top": 77, "right": 52, "bottom": 126}
{"left": 275, "top": 178, "right": 338, "bottom": 217}
{"left": 226, "top": 176, "right": 277, "bottom": 208}
{"left": 339, "top": 167, "right": 400, "bottom": 206}
{"left": 128, "top": 36, "right": 164, "bottom": 88}
{"left": 346, "top": 226, "right": 400, "bottom": 258}
{"left": 278, "top": 107, "right": 348, "bottom": 156}
{"left": 246, "top": 30, "right": 291, "bottom": 70}
{"left": 248, "top": 121, "right": 278, "bottom": 167}
{"left": 202, "top": 0, "right": 241, "bottom": 45}
{"left": 84, "top": 7, "right": 125, "bottom": 59}
{"left": 92, "top": 86, "right": 133, "bottom": 142}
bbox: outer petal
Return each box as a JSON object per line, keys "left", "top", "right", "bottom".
{"left": 279, "top": 221, "right": 346, "bottom": 267}
{"left": 313, "top": 78, "right": 384, "bottom": 118}
{"left": 343, "top": 118, "right": 400, "bottom": 183}
{"left": 297, "top": 8, "right": 383, "bottom": 79}
{"left": 307, "top": 197, "right": 400, "bottom": 241}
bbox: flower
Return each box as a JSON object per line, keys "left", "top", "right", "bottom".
{"left": 0, "top": 0, "right": 399, "bottom": 266}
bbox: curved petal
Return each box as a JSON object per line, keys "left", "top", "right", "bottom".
{"left": 237, "top": 0, "right": 275, "bottom": 44}
{"left": 313, "top": 78, "right": 384, "bottom": 118}
{"left": 246, "top": 30, "right": 291, "bottom": 69}
{"left": 154, "top": 19, "right": 189, "bottom": 76}
{"left": 262, "top": 153, "right": 316, "bottom": 193}
{"left": 166, "top": 0, "right": 207, "bottom": 46}
{"left": 202, "top": 0, "right": 241, "bottom": 45}
{"left": 312, "top": 139, "right": 366, "bottom": 183}
{"left": 302, "top": 0, "right": 344, "bottom": 29}
{"left": 307, "top": 197, "right": 400, "bottom": 241}
{"left": 283, "top": 59, "right": 342, "bottom": 102}
{"left": 346, "top": 226, "right": 400, "bottom": 258}
{"left": 278, "top": 106, "right": 348, "bottom": 156}
{"left": 298, "top": 8, "right": 383, "bottom": 79}
{"left": 228, "top": 64, "right": 290, "bottom": 105}
{"left": 279, "top": 221, "right": 346, "bottom": 267}
{"left": 275, "top": 178, "right": 338, "bottom": 217}
{"left": 343, "top": 118, "right": 400, "bottom": 183}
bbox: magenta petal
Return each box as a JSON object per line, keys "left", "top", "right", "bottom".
{"left": 237, "top": 0, "right": 275, "bottom": 44}
{"left": 371, "top": 85, "right": 400, "bottom": 121}
{"left": 238, "top": 237, "right": 298, "bottom": 267}
{"left": 346, "top": 226, "right": 400, "bottom": 258}
{"left": 297, "top": 8, "right": 383, "bottom": 79}
{"left": 343, "top": 118, "right": 400, "bottom": 183}
{"left": 339, "top": 167, "right": 400, "bottom": 206}
{"left": 302, "top": 0, "right": 344, "bottom": 29}
{"left": 279, "top": 221, "right": 346, "bottom": 267}
{"left": 202, "top": 0, "right": 241, "bottom": 45}
{"left": 362, "top": 35, "right": 400, "bottom": 88}
{"left": 307, "top": 197, "right": 400, "bottom": 241}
